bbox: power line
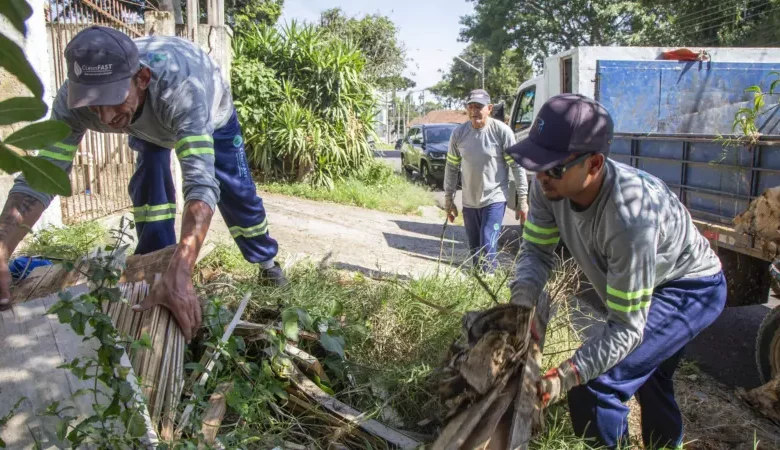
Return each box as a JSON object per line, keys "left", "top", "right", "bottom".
{"left": 675, "top": 0, "right": 747, "bottom": 26}
{"left": 694, "top": 3, "right": 780, "bottom": 46}
{"left": 677, "top": 0, "right": 771, "bottom": 32}
{"left": 673, "top": 0, "right": 749, "bottom": 28}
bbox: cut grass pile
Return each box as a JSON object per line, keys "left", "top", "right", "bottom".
{"left": 195, "top": 244, "right": 604, "bottom": 448}
{"left": 18, "top": 221, "right": 108, "bottom": 261}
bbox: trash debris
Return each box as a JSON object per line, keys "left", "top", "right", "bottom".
{"left": 736, "top": 375, "right": 780, "bottom": 426}
{"left": 734, "top": 186, "right": 780, "bottom": 258}
{"left": 432, "top": 298, "right": 554, "bottom": 450}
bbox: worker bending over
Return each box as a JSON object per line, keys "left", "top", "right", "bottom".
{"left": 506, "top": 94, "right": 726, "bottom": 449}
{"left": 0, "top": 26, "right": 286, "bottom": 341}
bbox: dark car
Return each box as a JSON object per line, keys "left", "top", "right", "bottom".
{"left": 400, "top": 123, "right": 459, "bottom": 186}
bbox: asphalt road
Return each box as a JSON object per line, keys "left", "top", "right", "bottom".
{"left": 376, "top": 149, "right": 776, "bottom": 389}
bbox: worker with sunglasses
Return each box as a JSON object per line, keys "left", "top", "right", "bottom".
{"left": 505, "top": 94, "right": 726, "bottom": 449}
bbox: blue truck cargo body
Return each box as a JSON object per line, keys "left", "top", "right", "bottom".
{"left": 596, "top": 60, "right": 780, "bottom": 263}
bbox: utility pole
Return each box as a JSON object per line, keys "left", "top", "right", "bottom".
{"left": 481, "top": 55, "right": 485, "bottom": 89}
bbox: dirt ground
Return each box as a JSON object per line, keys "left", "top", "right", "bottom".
{"left": 103, "top": 191, "right": 780, "bottom": 449}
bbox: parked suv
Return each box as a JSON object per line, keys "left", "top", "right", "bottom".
{"left": 400, "top": 123, "right": 459, "bottom": 186}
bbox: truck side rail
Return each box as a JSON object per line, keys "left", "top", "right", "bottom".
{"left": 611, "top": 132, "right": 780, "bottom": 261}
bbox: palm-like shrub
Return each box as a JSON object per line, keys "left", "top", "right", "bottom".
{"left": 232, "top": 21, "right": 377, "bottom": 188}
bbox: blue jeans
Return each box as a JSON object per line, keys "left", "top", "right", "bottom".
{"left": 568, "top": 271, "right": 727, "bottom": 449}
{"left": 462, "top": 201, "right": 506, "bottom": 273}
{"left": 127, "top": 109, "right": 279, "bottom": 263}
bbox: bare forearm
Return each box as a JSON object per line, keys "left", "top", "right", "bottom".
{"left": 169, "top": 200, "right": 213, "bottom": 274}
{"left": 0, "top": 193, "right": 45, "bottom": 258}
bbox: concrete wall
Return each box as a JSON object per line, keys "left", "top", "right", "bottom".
{"left": 0, "top": 0, "right": 62, "bottom": 231}
{"left": 197, "top": 24, "right": 232, "bottom": 86}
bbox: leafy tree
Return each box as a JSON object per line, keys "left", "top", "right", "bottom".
{"left": 318, "top": 7, "right": 407, "bottom": 88}
{"left": 228, "top": 0, "right": 283, "bottom": 29}
{"left": 460, "top": 0, "right": 677, "bottom": 69}
{"left": 647, "top": 0, "right": 780, "bottom": 47}
{"left": 431, "top": 44, "right": 531, "bottom": 106}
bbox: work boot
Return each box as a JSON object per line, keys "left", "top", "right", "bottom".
{"left": 258, "top": 262, "right": 288, "bottom": 287}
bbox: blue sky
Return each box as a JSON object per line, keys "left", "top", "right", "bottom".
{"left": 280, "top": 0, "right": 475, "bottom": 91}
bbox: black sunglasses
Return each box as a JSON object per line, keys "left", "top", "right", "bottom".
{"left": 544, "top": 153, "right": 594, "bottom": 179}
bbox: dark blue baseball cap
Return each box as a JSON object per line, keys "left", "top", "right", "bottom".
{"left": 506, "top": 94, "right": 614, "bottom": 172}
{"left": 64, "top": 26, "right": 140, "bottom": 109}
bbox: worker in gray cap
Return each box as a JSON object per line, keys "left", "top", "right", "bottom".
{"left": 0, "top": 26, "right": 286, "bottom": 342}
{"left": 443, "top": 89, "right": 528, "bottom": 274}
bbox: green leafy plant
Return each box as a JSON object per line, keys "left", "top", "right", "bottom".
{"left": 0, "top": 0, "right": 72, "bottom": 196}
{"left": 731, "top": 72, "right": 780, "bottom": 146}
{"left": 232, "top": 21, "right": 377, "bottom": 188}
{"left": 42, "top": 218, "right": 155, "bottom": 448}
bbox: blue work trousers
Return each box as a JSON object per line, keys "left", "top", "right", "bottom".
{"left": 567, "top": 271, "right": 727, "bottom": 449}
{"left": 462, "top": 201, "right": 506, "bottom": 273}
{"left": 127, "top": 109, "right": 279, "bottom": 264}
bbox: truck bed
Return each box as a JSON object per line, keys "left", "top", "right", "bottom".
{"left": 596, "top": 59, "right": 780, "bottom": 261}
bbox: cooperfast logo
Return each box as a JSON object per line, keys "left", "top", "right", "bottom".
{"left": 74, "top": 61, "right": 113, "bottom": 77}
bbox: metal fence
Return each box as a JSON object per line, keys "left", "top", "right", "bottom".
{"left": 45, "top": 0, "right": 144, "bottom": 223}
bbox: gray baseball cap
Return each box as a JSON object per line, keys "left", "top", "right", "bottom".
{"left": 466, "top": 89, "right": 491, "bottom": 106}
{"left": 64, "top": 26, "right": 140, "bottom": 109}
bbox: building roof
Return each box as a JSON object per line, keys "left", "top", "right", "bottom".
{"left": 409, "top": 110, "right": 468, "bottom": 127}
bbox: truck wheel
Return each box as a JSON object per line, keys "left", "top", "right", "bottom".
{"left": 772, "top": 278, "right": 780, "bottom": 298}
{"left": 756, "top": 304, "right": 780, "bottom": 383}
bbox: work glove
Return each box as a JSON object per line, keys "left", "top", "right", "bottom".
{"left": 445, "top": 196, "right": 458, "bottom": 223}
{"left": 515, "top": 196, "right": 529, "bottom": 225}
{"left": 509, "top": 280, "right": 536, "bottom": 309}
{"left": 538, "top": 359, "right": 580, "bottom": 408}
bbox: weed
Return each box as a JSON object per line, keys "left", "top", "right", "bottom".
{"left": 196, "top": 244, "right": 585, "bottom": 440}
{"left": 258, "top": 161, "right": 435, "bottom": 215}
{"left": 678, "top": 358, "right": 700, "bottom": 378}
{"left": 19, "top": 221, "right": 107, "bottom": 261}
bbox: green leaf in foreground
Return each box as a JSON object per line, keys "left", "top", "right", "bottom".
{"left": 0, "top": 143, "right": 23, "bottom": 175}
{"left": 282, "top": 308, "right": 300, "bottom": 341}
{"left": 0, "top": 33, "right": 43, "bottom": 97}
{"left": 127, "top": 411, "right": 147, "bottom": 438}
{"left": 319, "top": 332, "right": 345, "bottom": 358}
{"left": 0, "top": 97, "right": 48, "bottom": 126}
{"left": 4, "top": 121, "right": 70, "bottom": 150}
{"left": 0, "top": 0, "right": 33, "bottom": 35}
{"left": 17, "top": 152, "right": 72, "bottom": 196}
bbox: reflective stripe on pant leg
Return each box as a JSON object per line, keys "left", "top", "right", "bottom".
{"left": 212, "top": 109, "right": 279, "bottom": 264}
{"left": 128, "top": 137, "right": 177, "bottom": 255}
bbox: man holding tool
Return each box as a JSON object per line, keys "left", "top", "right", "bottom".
{"left": 505, "top": 93, "right": 726, "bottom": 449}
{"left": 0, "top": 26, "right": 286, "bottom": 341}
{"left": 443, "top": 89, "right": 529, "bottom": 274}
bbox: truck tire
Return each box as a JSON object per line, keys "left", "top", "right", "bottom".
{"left": 756, "top": 304, "right": 780, "bottom": 384}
